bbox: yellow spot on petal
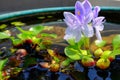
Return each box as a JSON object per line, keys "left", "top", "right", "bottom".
{"left": 77, "top": 11, "right": 80, "bottom": 15}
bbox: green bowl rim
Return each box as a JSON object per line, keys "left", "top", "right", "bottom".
{"left": 0, "top": 6, "right": 119, "bottom": 21}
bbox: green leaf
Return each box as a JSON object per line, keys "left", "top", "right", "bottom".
{"left": 41, "top": 33, "right": 57, "bottom": 38}
{"left": 95, "top": 40, "right": 106, "bottom": 47}
{"left": 11, "top": 21, "right": 25, "bottom": 26}
{"left": 0, "top": 58, "right": 8, "bottom": 71}
{"left": 67, "top": 38, "right": 76, "bottom": 46}
{"left": 0, "top": 32, "right": 10, "bottom": 39}
{"left": 32, "top": 37, "right": 42, "bottom": 44}
{"left": 0, "top": 71, "right": 2, "bottom": 79}
{"left": 10, "top": 37, "right": 22, "bottom": 45}
{"left": 112, "top": 49, "right": 120, "bottom": 55}
{"left": 0, "top": 24, "right": 7, "bottom": 30}
{"left": 77, "top": 36, "right": 84, "bottom": 48}
{"left": 16, "top": 27, "right": 36, "bottom": 40}
{"left": 53, "top": 57, "right": 60, "bottom": 63}
{"left": 17, "top": 33, "right": 33, "bottom": 40}
{"left": 112, "top": 35, "right": 120, "bottom": 50}
{"left": 16, "top": 27, "right": 33, "bottom": 34}
{"left": 29, "top": 25, "right": 44, "bottom": 35}
{"left": 61, "top": 58, "right": 74, "bottom": 67}
{"left": 100, "top": 50, "right": 111, "bottom": 59}
{"left": 65, "top": 46, "right": 82, "bottom": 60}
{"left": 37, "top": 16, "right": 45, "bottom": 19}
{"left": 80, "top": 50, "right": 88, "bottom": 55}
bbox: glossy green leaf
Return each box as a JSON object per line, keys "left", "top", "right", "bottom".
{"left": 112, "top": 49, "right": 120, "bottom": 55}
{"left": 100, "top": 50, "right": 111, "bottom": 59}
{"left": 32, "top": 37, "right": 42, "bottom": 44}
{"left": 112, "top": 35, "right": 120, "bottom": 50}
{"left": 65, "top": 46, "right": 82, "bottom": 60}
{"left": 17, "top": 33, "right": 33, "bottom": 40}
{"left": 29, "top": 25, "right": 44, "bottom": 35}
{"left": 0, "top": 32, "right": 10, "bottom": 39}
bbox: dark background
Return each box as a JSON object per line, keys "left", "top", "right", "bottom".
{"left": 0, "top": 0, "right": 120, "bottom": 13}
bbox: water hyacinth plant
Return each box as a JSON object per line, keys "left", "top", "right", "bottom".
{"left": 0, "top": 0, "right": 120, "bottom": 80}
{"left": 62, "top": 0, "right": 120, "bottom": 70}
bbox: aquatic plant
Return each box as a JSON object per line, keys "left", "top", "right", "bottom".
{"left": 0, "top": 0, "right": 120, "bottom": 80}
{"left": 62, "top": 0, "right": 120, "bottom": 70}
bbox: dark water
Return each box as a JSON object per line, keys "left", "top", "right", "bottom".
{"left": 0, "top": 22, "right": 120, "bottom": 80}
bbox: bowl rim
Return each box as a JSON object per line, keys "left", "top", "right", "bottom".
{"left": 0, "top": 6, "right": 119, "bottom": 21}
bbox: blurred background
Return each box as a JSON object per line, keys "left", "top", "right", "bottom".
{"left": 0, "top": 0, "right": 120, "bottom": 14}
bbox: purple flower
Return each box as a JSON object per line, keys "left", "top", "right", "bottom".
{"left": 63, "top": 0, "right": 105, "bottom": 43}
{"left": 75, "top": 0, "right": 94, "bottom": 37}
{"left": 63, "top": 12, "right": 82, "bottom": 42}
{"left": 92, "top": 6, "right": 105, "bottom": 41}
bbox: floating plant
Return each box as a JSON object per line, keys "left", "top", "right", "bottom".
{"left": 0, "top": 0, "right": 120, "bottom": 80}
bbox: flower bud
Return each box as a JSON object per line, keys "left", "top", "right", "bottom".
{"left": 16, "top": 49, "right": 27, "bottom": 57}
{"left": 96, "top": 58, "right": 110, "bottom": 69}
{"left": 24, "top": 39, "right": 33, "bottom": 44}
{"left": 94, "top": 48, "right": 103, "bottom": 58}
{"left": 50, "top": 64, "right": 60, "bottom": 72}
{"left": 108, "top": 55, "right": 115, "bottom": 62}
{"left": 39, "top": 62, "right": 49, "bottom": 68}
{"left": 81, "top": 57, "right": 95, "bottom": 67}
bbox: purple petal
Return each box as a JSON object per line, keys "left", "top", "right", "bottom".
{"left": 82, "top": 24, "right": 94, "bottom": 37}
{"left": 95, "top": 28, "right": 102, "bottom": 41}
{"left": 64, "top": 34, "right": 73, "bottom": 41}
{"left": 94, "top": 24, "right": 104, "bottom": 31}
{"left": 64, "top": 12, "right": 80, "bottom": 29}
{"left": 64, "top": 28, "right": 82, "bottom": 42}
{"left": 69, "top": 28, "right": 82, "bottom": 42}
{"left": 85, "top": 11, "right": 93, "bottom": 23}
{"left": 75, "top": 1, "right": 85, "bottom": 23}
{"left": 93, "top": 17, "right": 105, "bottom": 26}
{"left": 65, "top": 27, "right": 71, "bottom": 34}
{"left": 64, "top": 27, "right": 75, "bottom": 40}
{"left": 75, "top": 29, "right": 82, "bottom": 42}
{"left": 82, "top": 0, "right": 92, "bottom": 16}
{"left": 93, "top": 6, "right": 100, "bottom": 18}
